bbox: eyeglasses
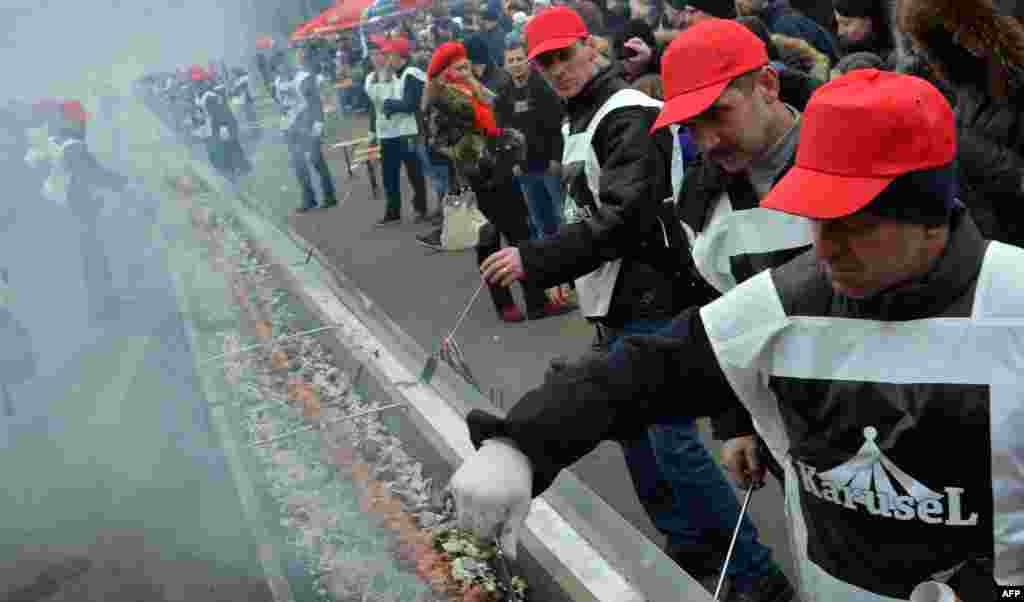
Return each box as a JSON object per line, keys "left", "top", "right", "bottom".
{"left": 530, "top": 44, "right": 578, "bottom": 69}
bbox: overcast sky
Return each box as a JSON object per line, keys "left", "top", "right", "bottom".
{"left": 0, "top": 0, "right": 284, "bottom": 98}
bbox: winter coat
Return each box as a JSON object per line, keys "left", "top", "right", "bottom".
{"left": 755, "top": 0, "right": 839, "bottom": 66}
{"left": 516, "top": 64, "right": 687, "bottom": 328}
{"left": 493, "top": 70, "right": 565, "bottom": 173}
{"left": 773, "top": 32, "right": 831, "bottom": 82}
{"left": 893, "top": 0, "right": 1024, "bottom": 248}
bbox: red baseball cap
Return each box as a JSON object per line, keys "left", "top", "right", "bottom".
{"left": 61, "top": 100, "right": 89, "bottom": 125}
{"left": 651, "top": 19, "right": 769, "bottom": 132}
{"left": 383, "top": 37, "right": 412, "bottom": 58}
{"left": 761, "top": 69, "right": 956, "bottom": 219}
{"left": 525, "top": 6, "right": 589, "bottom": 61}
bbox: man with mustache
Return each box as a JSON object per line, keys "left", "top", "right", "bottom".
{"left": 478, "top": 9, "right": 791, "bottom": 599}
{"left": 452, "top": 67, "right": 1019, "bottom": 602}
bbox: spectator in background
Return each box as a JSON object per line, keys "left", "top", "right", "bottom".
{"left": 480, "top": 5, "right": 512, "bottom": 70}
{"left": 495, "top": 36, "right": 566, "bottom": 240}
{"left": 575, "top": 1, "right": 612, "bottom": 56}
{"left": 831, "top": 50, "right": 885, "bottom": 78}
{"left": 734, "top": 0, "right": 839, "bottom": 66}
{"left": 366, "top": 37, "right": 430, "bottom": 225}
{"left": 736, "top": 15, "right": 824, "bottom": 107}
{"left": 656, "top": 0, "right": 734, "bottom": 46}
{"left": 605, "top": 0, "right": 632, "bottom": 36}
{"left": 273, "top": 53, "right": 337, "bottom": 213}
{"left": 894, "top": 0, "right": 1024, "bottom": 249}
{"left": 613, "top": 19, "right": 661, "bottom": 83}
{"left": 833, "top": 0, "right": 895, "bottom": 62}
{"left": 736, "top": 14, "right": 830, "bottom": 82}
{"left": 418, "top": 42, "right": 572, "bottom": 322}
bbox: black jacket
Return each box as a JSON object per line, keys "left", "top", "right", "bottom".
{"left": 953, "top": 86, "right": 1024, "bottom": 248}
{"left": 63, "top": 135, "right": 124, "bottom": 216}
{"left": 493, "top": 70, "right": 565, "bottom": 173}
{"left": 517, "top": 65, "right": 691, "bottom": 327}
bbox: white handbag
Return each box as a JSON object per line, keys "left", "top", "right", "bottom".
{"left": 441, "top": 187, "right": 488, "bottom": 251}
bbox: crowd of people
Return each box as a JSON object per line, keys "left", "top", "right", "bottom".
{"left": 9, "top": 0, "right": 1024, "bottom": 600}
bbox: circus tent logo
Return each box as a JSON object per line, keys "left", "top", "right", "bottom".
{"left": 795, "top": 426, "right": 978, "bottom": 526}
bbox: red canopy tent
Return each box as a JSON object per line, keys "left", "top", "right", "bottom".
{"left": 293, "top": 0, "right": 430, "bottom": 40}
{"left": 290, "top": 0, "right": 373, "bottom": 41}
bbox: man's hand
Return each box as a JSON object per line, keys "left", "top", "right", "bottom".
{"left": 480, "top": 247, "right": 525, "bottom": 287}
{"left": 449, "top": 438, "right": 533, "bottom": 559}
{"left": 721, "top": 435, "right": 766, "bottom": 490}
{"left": 548, "top": 284, "right": 571, "bottom": 305}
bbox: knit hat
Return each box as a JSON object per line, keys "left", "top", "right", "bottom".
{"left": 761, "top": 70, "right": 957, "bottom": 220}
{"left": 834, "top": 0, "right": 875, "bottom": 18}
{"left": 464, "top": 33, "right": 493, "bottom": 66}
{"left": 666, "top": 0, "right": 735, "bottom": 18}
{"left": 428, "top": 41, "right": 469, "bottom": 78}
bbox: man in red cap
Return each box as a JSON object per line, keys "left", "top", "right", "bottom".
{"left": 451, "top": 69, "right": 1018, "bottom": 602}
{"left": 479, "top": 8, "right": 791, "bottom": 598}
{"left": 44, "top": 100, "right": 130, "bottom": 321}
{"left": 366, "top": 36, "right": 429, "bottom": 225}
{"left": 653, "top": 16, "right": 820, "bottom": 527}
{"left": 274, "top": 49, "right": 339, "bottom": 213}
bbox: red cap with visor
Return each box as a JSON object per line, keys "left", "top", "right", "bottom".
{"left": 651, "top": 19, "right": 769, "bottom": 132}
{"left": 760, "top": 69, "right": 957, "bottom": 219}
{"left": 525, "top": 6, "right": 589, "bottom": 61}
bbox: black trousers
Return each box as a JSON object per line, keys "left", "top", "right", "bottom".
{"left": 285, "top": 130, "right": 337, "bottom": 208}
{"left": 473, "top": 177, "right": 549, "bottom": 314}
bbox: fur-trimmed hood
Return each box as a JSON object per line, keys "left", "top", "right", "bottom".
{"left": 892, "top": 0, "right": 1024, "bottom": 92}
{"left": 772, "top": 33, "right": 831, "bottom": 82}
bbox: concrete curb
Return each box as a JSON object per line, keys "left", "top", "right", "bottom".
{"left": 144, "top": 99, "right": 715, "bottom": 601}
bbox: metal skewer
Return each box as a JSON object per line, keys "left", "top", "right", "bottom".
{"left": 714, "top": 485, "right": 756, "bottom": 601}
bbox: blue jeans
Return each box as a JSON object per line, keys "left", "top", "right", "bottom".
{"left": 418, "top": 144, "right": 450, "bottom": 200}
{"left": 515, "top": 172, "right": 562, "bottom": 240}
{"left": 607, "top": 318, "right": 774, "bottom": 582}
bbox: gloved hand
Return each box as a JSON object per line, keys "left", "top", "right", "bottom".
{"left": 721, "top": 434, "right": 766, "bottom": 490}
{"left": 449, "top": 437, "right": 533, "bottom": 560}
{"left": 909, "top": 581, "right": 959, "bottom": 602}
{"left": 219, "top": 125, "right": 230, "bottom": 141}
{"left": 312, "top": 121, "right": 324, "bottom": 138}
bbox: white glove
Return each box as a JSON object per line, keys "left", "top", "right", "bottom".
{"left": 449, "top": 438, "right": 533, "bottom": 560}
{"left": 909, "top": 582, "right": 959, "bottom": 602}
{"left": 312, "top": 121, "right": 324, "bottom": 138}
{"left": 219, "top": 125, "right": 230, "bottom": 140}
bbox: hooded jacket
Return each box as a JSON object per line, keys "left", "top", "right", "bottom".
{"left": 753, "top": 0, "right": 840, "bottom": 65}
{"left": 893, "top": 0, "right": 1024, "bottom": 248}
{"left": 468, "top": 207, "right": 1017, "bottom": 602}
